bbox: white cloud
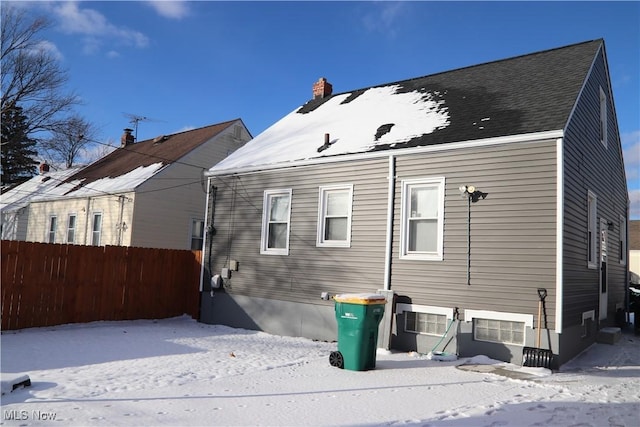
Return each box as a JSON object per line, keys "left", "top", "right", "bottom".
{"left": 361, "top": 2, "right": 407, "bottom": 37}
{"left": 31, "top": 40, "right": 64, "bottom": 61}
{"left": 145, "top": 1, "right": 190, "bottom": 20}
{"left": 49, "top": 1, "right": 149, "bottom": 52}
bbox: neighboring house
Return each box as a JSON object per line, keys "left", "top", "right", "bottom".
{"left": 630, "top": 220, "right": 640, "bottom": 285}
{"left": 1, "top": 164, "right": 84, "bottom": 241}
{"left": 200, "top": 40, "right": 628, "bottom": 367}
{"left": 23, "top": 119, "right": 250, "bottom": 250}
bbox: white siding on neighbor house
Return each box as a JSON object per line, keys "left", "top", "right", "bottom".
{"left": 631, "top": 251, "right": 640, "bottom": 283}
{"left": 27, "top": 193, "right": 135, "bottom": 246}
{"left": 131, "top": 125, "right": 248, "bottom": 250}
{"left": 1, "top": 211, "right": 27, "bottom": 241}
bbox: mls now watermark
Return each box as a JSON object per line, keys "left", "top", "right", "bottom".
{"left": 3, "top": 409, "right": 57, "bottom": 421}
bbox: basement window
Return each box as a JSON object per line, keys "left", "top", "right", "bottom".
{"left": 405, "top": 312, "right": 447, "bottom": 336}
{"left": 474, "top": 319, "right": 525, "bottom": 345}
{"left": 465, "top": 309, "right": 532, "bottom": 346}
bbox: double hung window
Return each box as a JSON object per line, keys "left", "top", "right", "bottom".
{"left": 400, "top": 177, "right": 445, "bottom": 260}
{"left": 48, "top": 216, "right": 57, "bottom": 243}
{"left": 92, "top": 213, "right": 102, "bottom": 246}
{"left": 261, "top": 189, "right": 292, "bottom": 255}
{"left": 67, "top": 214, "right": 76, "bottom": 243}
{"left": 317, "top": 185, "right": 353, "bottom": 247}
{"left": 191, "top": 219, "right": 204, "bottom": 250}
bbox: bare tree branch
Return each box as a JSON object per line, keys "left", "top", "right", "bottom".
{"left": 1, "top": 4, "right": 80, "bottom": 139}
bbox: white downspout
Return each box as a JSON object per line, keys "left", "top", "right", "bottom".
{"left": 83, "top": 197, "right": 91, "bottom": 245}
{"left": 383, "top": 155, "right": 396, "bottom": 291}
{"left": 199, "top": 177, "right": 212, "bottom": 292}
{"left": 555, "top": 137, "right": 564, "bottom": 334}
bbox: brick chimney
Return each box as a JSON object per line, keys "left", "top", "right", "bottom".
{"left": 39, "top": 162, "right": 50, "bottom": 174}
{"left": 121, "top": 128, "right": 135, "bottom": 147}
{"left": 313, "top": 77, "right": 333, "bottom": 99}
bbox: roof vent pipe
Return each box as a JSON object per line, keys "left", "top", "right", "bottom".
{"left": 317, "top": 133, "right": 331, "bottom": 153}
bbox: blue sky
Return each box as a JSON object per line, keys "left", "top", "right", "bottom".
{"left": 13, "top": 1, "right": 640, "bottom": 217}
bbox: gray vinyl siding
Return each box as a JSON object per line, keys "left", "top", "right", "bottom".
{"left": 205, "top": 138, "right": 559, "bottom": 324}
{"left": 562, "top": 48, "right": 628, "bottom": 329}
{"left": 205, "top": 158, "right": 389, "bottom": 304}
{"left": 390, "top": 139, "right": 558, "bottom": 327}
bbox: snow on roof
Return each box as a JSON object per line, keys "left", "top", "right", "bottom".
{"left": 210, "top": 85, "right": 449, "bottom": 173}
{"left": 0, "top": 167, "right": 83, "bottom": 212}
{"left": 31, "top": 163, "right": 165, "bottom": 202}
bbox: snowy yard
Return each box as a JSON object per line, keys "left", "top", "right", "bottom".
{"left": 1, "top": 315, "right": 639, "bottom": 426}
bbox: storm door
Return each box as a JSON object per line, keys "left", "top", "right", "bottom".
{"left": 599, "top": 218, "right": 608, "bottom": 320}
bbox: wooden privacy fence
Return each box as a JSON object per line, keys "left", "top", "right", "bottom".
{"left": 1, "top": 240, "right": 202, "bottom": 331}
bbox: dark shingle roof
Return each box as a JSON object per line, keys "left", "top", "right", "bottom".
{"left": 211, "top": 40, "right": 604, "bottom": 174}
{"left": 325, "top": 39, "right": 602, "bottom": 151}
{"left": 62, "top": 120, "right": 238, "bottom": 188}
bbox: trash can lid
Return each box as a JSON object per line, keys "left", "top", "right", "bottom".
{"left": 333, "top": 293, "right": 386, "bottom": 305}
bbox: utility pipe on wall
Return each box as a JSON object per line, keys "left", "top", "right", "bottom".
{"left": 383, "top": 155, "right": 396, "bottom": 291}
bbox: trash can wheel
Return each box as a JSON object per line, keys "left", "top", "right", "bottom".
{"left": 329, "top": 351, "right": 344, "bottom": 369}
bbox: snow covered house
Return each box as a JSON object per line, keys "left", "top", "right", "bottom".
{"left": 1, "top": 164, "right": 83, "bottom": 241}
{"left": 21, "top": 119, "right": 250, "bottom": 250}
{"left": 200, "top": 40, "right": 629, "bottom": 367}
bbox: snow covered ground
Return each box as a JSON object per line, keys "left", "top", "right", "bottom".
{"left": 1, "top": 315, "right": 639, "bottom": 426}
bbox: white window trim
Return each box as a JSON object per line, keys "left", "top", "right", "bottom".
{"left": 396, "top": 303, "right": 454, "bottom": 320}
{"left": 587, "top": 190, "right": 597, "bottom": 269}
{"left": 399, "top": 177, "right": 445, "bottom": 261}
{"left": 47, "top": 215, "right": 57, "bottom": 243}
{"left": 466, "top": 309, "right": 532, "bottom": 346}
{"left": 581, "top": 310, "right": 595, "bottom": 325}
{"left": 91, "top": 212, "right": 103, "bottom": 246}
{"left": 619, "top": 214, "right": 627, "bottom": 265}
{"left": 464, "top": 309, "right": 534, "bottom": 329}
{"left": 599, "top": 86, "right": 607, "bottom": 148}
{"left": 260, "top": 189, "right": 292, "bottom": 255}
{"left": 581, "top": 309, "right": 595, "bottom": 338}
{"left": 67, "top": 213, "right": 77, "bottom": 244}
{"left": 316, "top": 184, "right": 353, "bottom": 248}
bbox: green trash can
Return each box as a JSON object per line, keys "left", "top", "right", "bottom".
{"left": 329, "top": 293, "right": 386, "bottom": 371}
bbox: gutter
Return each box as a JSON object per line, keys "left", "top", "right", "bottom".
{"left": 205, "top": 130, "right": 564, "bottom": 177}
